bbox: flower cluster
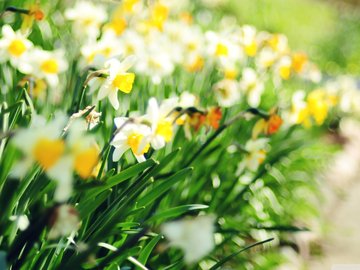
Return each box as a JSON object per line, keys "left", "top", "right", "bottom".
{"left": 12, "top": 113, "right": 99, "bottom": 201}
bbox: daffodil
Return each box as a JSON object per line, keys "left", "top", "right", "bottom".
{"left": 213, "top": 79, "right": 241, "bottom": 107}
{"left": 236, "top": 138, "right": 269, "bottom": 174}
{"left": 161, "top": 215, "right": 215, "bottom": 264}
{"left": 65, "top": 1, "right": 107, "bottom": 40}
{"left": 205, "top": 31, "right": 242, "bottom": 62}
{"left": 145, "top": 97, "right": 177, "bottom": 149}
{"left": 239, "top": 68, "right": 265, "bottom": 107}
{"left": 81, "top": 33, "right": 122, "bottom": 67}
{"left": 111, "top": 117, "right": 152, "bottom": 162}
{"left": 92, "top": 57, "right": 136, "bottom": 110}
{"left": 240, "top": 25, "right": 258, "bottom": 57}
{"left": 0, "top": 25, "right": 33, "bottom": 73}
{"left": 66, "top": 121, "right": 100, "bottom": 180}
{"left": 27, "top": 48, "right": 68, "bottom": 87}
{"left": 289, "top": 90, "right": 312, "bottom": 127}
{"left": 11, "top": 113, "right": 71, "bottom": 201}
{"left": 275, "top": 56, "right": 292, "bottom": 81}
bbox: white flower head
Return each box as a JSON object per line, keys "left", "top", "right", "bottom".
{"left": 96, "top": 56, "right": 136, "bottom": 110}
{"left": 213, "top": 79, "right": 241, "bottom": 107}
{"left": 27, "top": 48, "right": 68, "bottom": 87}
{"left": 237, "top": 138, "right": 270, "bottom": 174}
{"left": 0, "top": 25, "right": 33, "bottom": 73}
{"left": 65, "top": 1, "right": 107, "bottom": 40}
{"left": 161, "top": 215, "right": 216, "bottom": 264}
{"left": 239, "top": 68, "right": 264, "bottom": 107}
{"left": 145, "top": 97, "right": 177, "bottom": 150}
{"left": 111, "top": 117, "right": 152, "bottom": 163}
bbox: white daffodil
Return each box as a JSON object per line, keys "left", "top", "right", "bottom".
{"left": 236, "top": 138, "right": 269, "bottom": 174}
{"left": 205, "top": 31, "right": 242, "bottom": 62}
{"left": 65, "top": 1, "right": 107, "bottom": 40}
{"left": 239, "top": 68, "right": 264, "bottom": 107}
{"left": 161, "top": 215, "right": 216, "bottom": 264}
{"left": 111, "top": 117, "right": 152, "bottom": 163}
{"left": 11, "top": 113, "right": 72, "bottom": 201}
{"left": 240, "top": 25, "right": 258, "bottom": 57}
{"left": 274, "top": 55, "right": 292, "bottom": 83}
{"left": 81, "top": 32, "right": 123, "bottom": 67}
{"left": 117, "top": 29, "right": 145, "bottom": 57}
{"left": 134, "top": 36, "right": 174, "bottom": 84}
{"left": 256, "top": 47, "right": 277, "bottom": 70}
{"left": 288, "top": 90, "right": 309, "bottom": 126}
{"left": 145, "top": 97, "right": 177, "bottom": 149}
{"left": 27, "top": 48, "right": 68, "bottom": 87}
{"left": 0, "top": 25, "right": 33, "bottom": 73}
{"left": 48, "top": 204, "right": 80, "bottom": 239}
{"left": 178, "top": 91, "right": 198, "bottom": 108}
{"left": 213, "top": 79, "right": 241, "bottom": 107}
{"left": 66, "top": 120, "right": 100, "bottom": 180}
{"left": 93, "top": 57, "right": 136, "bottom": 110}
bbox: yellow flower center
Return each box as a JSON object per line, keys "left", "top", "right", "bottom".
{"left": 8, "top": 39, "right": 26, "bottom": 56}
{"left": 127, "top": 133, "right": 150, "bottom": 155}
{"left": 279, "top": 66, "right": 291, "bottom": 80}
{"left": 112, "top": 73, "right": 135, "bottom": 94}
{"left": 107, "top": 18, "right": 127, "bottom": 35}
{"left": 41, "top": 59, "right": 59, "bottom": 74}
{"left": 150, "top": 3, "right": 169, "bottom": 30}
{"left": 186, "top": 55, "right": 204, "bottom": 72}
{"left": 74, "top": 146, "right": 99, "bottom": 179}
{"left": 215, "top": 43, "right": 228, "bottom": 57}
{"left": 123, "top": 0, "right": 139, "bottom": 13}
{"left": 33, "top": 138, "right": 65, "bottom": 170}
{"left": 224, "top": 69, "right": 237, "bottom": 79}
{"left": 244, "top": 41, "right": 257, "bottom": 57}
{"left": 156, "top": 119, "right": 173, "bottom": 142}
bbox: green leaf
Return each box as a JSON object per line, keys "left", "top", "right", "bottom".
{"left": 137, "top": 167, "right": 192, "bottom": 207}
{"left": 77, "top": 189, "right": 112, "bottom": 218}
{"left": 209, "top": 238, "right": 274, "bottom": 270}
{"left": 138, "top": 234, "right": 163, "bottom": 266}
{"left": 0, "top": 251, "right": 7, "bottom": 270}
{"left": 146, "top": 204, "right": 208, "bottom": 224}
{"left": 88, "top": 159, "right": 156, "bottom": 196}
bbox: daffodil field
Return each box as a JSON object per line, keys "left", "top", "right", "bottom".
{"left": 1, "top": 0, "right": 360, "bottom": 269}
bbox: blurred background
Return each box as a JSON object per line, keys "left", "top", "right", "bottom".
{"left": 215, "top": 0, "right": 360, "bottom": 268}
{"left": 222, "top": 0, "right": 360, "bottom": 76}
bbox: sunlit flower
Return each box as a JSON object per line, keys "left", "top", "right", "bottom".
{"left": 213, "top": 79, "right": 241, "bottom": 107}
{"left": 27, "top": 48, "right": 68, "bottom": 87}
{"left": 81, "top": 33, "right": 123, "bottom": 67}
{"left": 252, "top": 109, "right": 283, "bottom": 139}
{"left": 275, "top": 56, "right": 292, "bottom": 81}
{"left": 11, "top": 113, "right": 70, "bottom": 201}
{"left": 292, "top": 52, "right": 308, "bottom": 74}
{"left": 145, "top": 97, "right": 177, "bottom": 149}
{"left": 48, "top": 204, "right": 80, "bottom": 239}
{"left": 239, "top": 68, "right": 265, "bottom": 107}
{"left": 236, "top": 138, "right": 269, "bottom": 174}
{"left": 161, "top": 215, "right": 215, "bottom": 264}
{"left": 0, "top": 25, "right": 33, "bottom": 73}
{"left": 66, "top": 121, "right": 100, "bottom": 179}
{"left": 91, "top": 57, "right": 136, "bottom": 110}
{"left": 111, "top": 117, "right": 152, "bottom": 162}
{"left": 205, "top": 31, "right": 242, "bottom": 62}
{"left": 240, "top": 25, "right": 258, "bottom": 57}
{"left": 65, "top": 1, "right": 107, "bottom": 40}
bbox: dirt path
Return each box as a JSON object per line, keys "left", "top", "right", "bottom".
{"left": 308, "top": 119, "right": 360, "bottom": 269}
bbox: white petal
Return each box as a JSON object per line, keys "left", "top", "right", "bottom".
{"left": 108, "top": 90, "right": 119, "bottom": 110}
{"left": 112, "top": 145, "right": 128, "bottom": 161}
